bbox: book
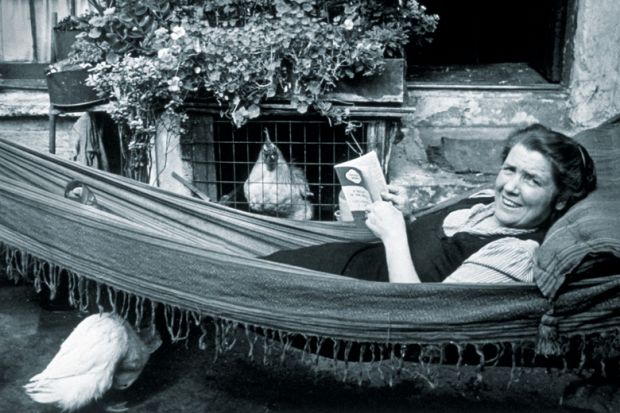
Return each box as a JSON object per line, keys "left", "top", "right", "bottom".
{"left": 334, "top": 150, "right": 388, "bottom": 222}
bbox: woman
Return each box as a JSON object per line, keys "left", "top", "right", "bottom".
{"left": 371, "top": 123, "right": 598, "bottom": 284}
{"left": 265, "top": 124, "right": 596, "bottom": 283}
{"left": 264, "top": 124, "right": 597, "bottom": 283}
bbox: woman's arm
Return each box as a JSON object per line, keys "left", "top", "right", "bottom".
{"left": 365, "top": 201, "right": 421, "bottom": 283}
{"left": 443, "top": 238, "right": 539, "bottom": 283}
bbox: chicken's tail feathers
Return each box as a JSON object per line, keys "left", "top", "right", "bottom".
{"left": 24, "top": 372, "right": 112, "bottom": 411}
{"left": 24, "top": 380, "right": 68, "bottom": 405}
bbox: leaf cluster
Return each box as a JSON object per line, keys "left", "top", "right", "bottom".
{"left": 84, "top": 0, "right": 173, "bottom": 58}
{"left": 54, "top": 15, "right": 82, "bottom": 31}
{"left": 76, "top": 0, "right": 438, "bottom": 175}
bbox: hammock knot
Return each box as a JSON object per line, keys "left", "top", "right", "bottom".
{"left": 536, "top": 312, "right": 561, "bottom": 356}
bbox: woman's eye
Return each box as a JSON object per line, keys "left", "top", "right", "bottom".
{"left": 525, "top": 175, "right": 541, "bottom": 186}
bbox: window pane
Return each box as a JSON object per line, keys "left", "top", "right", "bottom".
{"left": 0, "top": 0, "right": 33, "bottom": 61}
{"left": 0, "top": 0, "right": 90, "bottom": 63}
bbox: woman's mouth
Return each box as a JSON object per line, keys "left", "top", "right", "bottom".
{"left": 501, "top": 196, "right": 521, "bottom": 208}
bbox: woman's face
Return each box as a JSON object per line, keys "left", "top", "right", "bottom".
{"left": 494, "top": 143, "right": 562, "bottom": 228}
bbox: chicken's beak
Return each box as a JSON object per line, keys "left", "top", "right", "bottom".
{"left": 263, "top": 140, "right": 275, "bottom": 153}
{"left": 262, "top": 144, "right": 278, "bottom": 169}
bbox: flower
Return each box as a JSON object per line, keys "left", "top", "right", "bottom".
{"left": 157, "top": 48, "right": 171, "bottom": 60}
{"left": 343, "top": 18, "right": 355, "bottom": 30}
{"left": 89, "top": 16, "right": 106, "bottom": 28}
{"left": 167, "top": 76, "right": 182, "bottom": 92}
{"left": 170, "top": 26, "right": 186, "bottom": 41}
{"left": 154, "top": 27, "right": 169, "bottom": 38}
{"left": 103, "top": 7, "right": 115, "bottom": 16}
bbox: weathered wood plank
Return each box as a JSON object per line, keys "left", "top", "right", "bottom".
{"left": 186, "top": 114, "right": 218, "bottom": 200}
{"left": 326, "top": 59, "right": 406, "bottom": 104}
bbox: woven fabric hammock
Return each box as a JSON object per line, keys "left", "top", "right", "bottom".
{"left": 1, "top": 137, "right": 619, "bottom": 379}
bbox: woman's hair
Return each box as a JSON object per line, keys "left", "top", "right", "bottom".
{"left": 501, "top": 123, "right": 597, "bottom": 217}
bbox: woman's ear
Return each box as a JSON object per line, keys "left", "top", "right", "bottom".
{"left": 554, "top": 196, "right": 568, "bottom": 212}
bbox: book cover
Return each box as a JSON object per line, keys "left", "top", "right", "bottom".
{"left": 334, "top": 150, "right": 388, "bottom": 222}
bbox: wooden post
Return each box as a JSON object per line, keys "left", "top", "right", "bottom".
{"left": 51, "top": 12, "right": 58, "bottom": 63}
{"left": 48, "top": 108, "right": 58, "bottom": 154}
{"left": 152, "top": 129, "right": 161, "bottom": 187}
{"left": 365, "top": 120, "right": 388, "bottom": 175}
{"left": 187, "top": 115, "right": 218, "bottom": 200}
{"left": 365, "top": 119, "right": 401, "bottom": 179}
{"left": 28, "top": 0, "right": 38, "bottom": 61}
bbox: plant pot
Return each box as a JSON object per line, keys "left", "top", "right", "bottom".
{"left": 52, "top": 29, "right": 80, "bottom": 62}
{"left": 47, "top": 68, "right": 107, "bottom": 108}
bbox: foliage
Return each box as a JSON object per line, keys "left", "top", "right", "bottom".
{"left": 68, "top": 0, "right": 438, "bottom": 180}
{"left": 54, "top": 15, "right": 81, "bottom": 31}
{"left": 86, "top": 0, "right": 172, "bottom": 57}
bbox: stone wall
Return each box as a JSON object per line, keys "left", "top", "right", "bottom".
{"left": 389, "top": 88, "right": 574, "bottom": 204}
{"left": 568, "top": 0, "right": 620, "bottom": 129}
{"left": 386, "top": 0, "right": 620, "bottom": 205}
{"left": 0, "top": 91, "right": 78, "bottom": 160}
{"left": 0, "top": 116, "right": 78, "bottom": 160}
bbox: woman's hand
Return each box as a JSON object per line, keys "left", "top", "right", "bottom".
{"left": 365, "top": 200, "right": 421, "bottom": 284}
{"left": 365, "top": 200, "right": 407, "bottom": 243}
{"left": 381, "top": 185, "right": 412, "bottom": 216}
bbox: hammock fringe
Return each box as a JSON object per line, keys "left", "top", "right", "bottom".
{"left": 536, "top": 312, "right": 562, "bottom": 356}
{"left": 1, "top": 240, "right": 619, "bottom": 387}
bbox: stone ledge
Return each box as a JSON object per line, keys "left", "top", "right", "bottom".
{"left": 0, "top": 90, "right": 50, "bottom": 117}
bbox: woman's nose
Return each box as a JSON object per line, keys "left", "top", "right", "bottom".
{"left": 503, "top": 174, "right": 520, "bottom": 193}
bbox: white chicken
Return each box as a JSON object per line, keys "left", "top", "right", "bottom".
{"left": 24, "top": 312, "right": 162, "bottom": 412}
{"left": 243, "top": 129, "right": 314, "bottom": 220}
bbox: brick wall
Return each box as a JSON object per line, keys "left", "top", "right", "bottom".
{"left": 0, "top": 115, "right": 77, "bottom": 160}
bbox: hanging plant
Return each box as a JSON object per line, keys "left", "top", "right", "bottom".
{"left": 70, "top": 0, "right": 438, "bottom": 181}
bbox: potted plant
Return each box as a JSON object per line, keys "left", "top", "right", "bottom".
{"left": 47, "top": 10, "right": 108, "bottom": 108}
{"left": 71, "top": 0, "right": 438, "bottom": 180}
{"left": 46, "top": 64, "right": 106, "bottom": 108}
{"left": 52, "top": 15, "right": 81, "bottom": 62}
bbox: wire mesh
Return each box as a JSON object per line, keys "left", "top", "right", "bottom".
{"left": 192, "top": 118, "right": 367, "bottom": 221}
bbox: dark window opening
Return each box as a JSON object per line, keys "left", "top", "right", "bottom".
{"left": 408, "top": 0, "right": 571, "bottom": 85}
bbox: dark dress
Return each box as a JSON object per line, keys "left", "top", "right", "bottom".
{"left": 263, "top": 197, "right": 547, "bottom": 282}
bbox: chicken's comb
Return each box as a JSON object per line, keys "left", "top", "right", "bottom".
{"left": 263, "top": 128, "right": 272, "bottom": 143}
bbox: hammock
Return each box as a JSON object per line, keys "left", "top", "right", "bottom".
{"left": 1, "top": 136, "right": 619, "bottom": 381}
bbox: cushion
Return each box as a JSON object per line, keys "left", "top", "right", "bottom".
{"left": 535, "top": 116, "right": 620, "bottom": 299}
